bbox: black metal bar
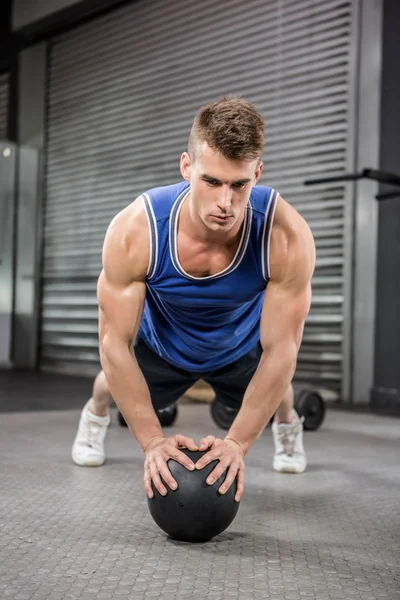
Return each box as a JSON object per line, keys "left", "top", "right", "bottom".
{"left": 304, "top": 173, "right": 364, "bottom": 185}
{"left": 362, "top": 168, "right": 400, "bottom": 187}
{"left": 304, "top": 168, "right": 400, "bottom": 189}
{"left": 376, "top": 190, "right": 400, "bottom": 201}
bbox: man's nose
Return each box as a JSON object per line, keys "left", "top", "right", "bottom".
{"left": 217, "top": 186, "right": 233, "bottom": 210}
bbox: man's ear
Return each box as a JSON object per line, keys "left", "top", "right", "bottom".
{"left": 254, "top": 160, "right": 263, "bottom": 184}
{"left": 180, "top": 152, "right": 192, "bottom": 182}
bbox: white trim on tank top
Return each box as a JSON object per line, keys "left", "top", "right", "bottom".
{"left": 169, "top": 187, "right": 252, "bottom": 281}
{"left": 142, "top": 193, "right": 159, "bottom": 280}
{"left": 261, "top": 189, "right": 279, "bottom": 281}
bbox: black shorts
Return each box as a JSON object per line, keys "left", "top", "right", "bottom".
{"left": 135, "top": 336, "right": 262, "bottom": 411}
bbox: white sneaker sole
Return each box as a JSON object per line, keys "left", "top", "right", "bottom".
{"left": 274, "top": 467, "right": 307, "bottom": 475}
{"left": 72, "top": 453, "right": 105, "bottom": 467}
{"left": 273, "top": 461, "right": 307, "bottom": 474}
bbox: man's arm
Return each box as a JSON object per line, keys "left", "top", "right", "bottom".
{"left": 97, "top": 198, "right": 164, "bottom": 452}
{"left": 98, "top": 199, "right": 197, "bottom": 497}
{"left": 225, "top": 196, "right": 316, "bottom": 455}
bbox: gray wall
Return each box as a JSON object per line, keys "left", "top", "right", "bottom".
{"left": 0, "top": 142, "right": 17, "bottom": 366}
{"left": 350, "top": 0, "right": 382, "bottom": 404}
{"left": 11, "top": 43, "right": 46, "bottom": 368}
{"left": 371, "top": 0, "right": 400, "bottom": 414}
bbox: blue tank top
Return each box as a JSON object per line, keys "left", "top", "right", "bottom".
{"left": 138, "top": 181, "right": 278, "bottom": 372}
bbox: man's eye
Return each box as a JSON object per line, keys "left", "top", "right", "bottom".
{"left": 232, "top": 183, "right": 245, "bottom": 189}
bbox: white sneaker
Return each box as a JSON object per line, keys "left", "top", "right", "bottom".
{"left": 272, "top": 410, "right": 307, "bottom": 474}
{"left": 72, "top": 399, "right": 111, "bottom": 466}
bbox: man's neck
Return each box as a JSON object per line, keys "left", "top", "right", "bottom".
{"left": 179, "top": 194, "right": 245, "bottom": 247}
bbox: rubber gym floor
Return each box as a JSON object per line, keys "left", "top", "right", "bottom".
{"left": 0, "top": 372, "right": 399, "bottom": 600}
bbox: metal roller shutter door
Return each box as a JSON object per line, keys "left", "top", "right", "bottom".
{"left": 0, "top": 73, "right": 9, "bottom": 140}
{"left": 43, "top": 0, "right": 354, "bottom": 397}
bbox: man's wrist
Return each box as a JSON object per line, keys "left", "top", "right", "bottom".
{"left": 224, "top": 436, "right": 248, "bottom": 457}
{"left": 142, "top": 434, "right": 166, "bottom": 454}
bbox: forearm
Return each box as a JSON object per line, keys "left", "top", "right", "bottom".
{"left": 226, "top": 346, "right": 297, "bottom": 455}
{"left": 100, "top": 343, "right": 164, "bottom": 452}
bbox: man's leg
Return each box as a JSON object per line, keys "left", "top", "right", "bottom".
{"left": 72, "top": 337, "right": 199, "bottom": 467}
{"left": 273, "top": 384, "right": 295, "bottom": 423}
{"left": 89, "top": 370, "right": 114, "bottom": 416}
{"left": 205, "top": 344, "right": 306, "bottom": 473}
{"left": 72, "top": 371, "right": 113, "bottom": 466}
{"left": 272, "top": 384, "right": 307, "bottom": 474}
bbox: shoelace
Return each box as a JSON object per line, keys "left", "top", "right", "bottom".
{"left": 87, "top": 421, "right": 103, "bottom": 449}
{"left": 278, "top": 417, "right": 304, "bottom": 456}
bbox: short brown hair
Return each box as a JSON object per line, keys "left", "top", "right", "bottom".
{"left": 188, "top": 96, "right": 264, "bottom": 162}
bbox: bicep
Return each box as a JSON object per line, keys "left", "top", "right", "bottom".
{"left": 260, "top": 222, "right": 315, "bottom": 353}
{"left": 97, "top": 199, "right": 149, "bottom": 349}
{"left": 260, "top": 279, "right": 312, "bottom": 353}
{"left": 97, "top": 270, "right": 146, "bottom": 349}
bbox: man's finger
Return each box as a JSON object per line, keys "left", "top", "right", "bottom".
{"left": 196, "top": 447, "right": 220, "bottom": 469}
{"left": 170, "top": 448, "right": 196, "bottom": 471}
{"left": 175, "top": 435, "right": 198, "bottom": 451}
{"left": 144, "top": 463, "right": 154, "bottom": 499}
{"left": 155, "top": 455, "right": 178, "bottom": 491}
{"left": 218, "top": 463, "right": 240, "bottom": 496}
{"left": 150, "top": 461, "right": 168, "bottom": 497}
{"left": 198, "top": 436, "right": 216, "bottom": 451}
{"left": 206, "top": 459, "right": 231, "bottom": 486}
{"left": 235, "top": 465, "right": 245, "bottom": 502}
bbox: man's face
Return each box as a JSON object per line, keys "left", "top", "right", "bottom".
{"left": 180, "top": 142, "right": 263, "bottom": 233}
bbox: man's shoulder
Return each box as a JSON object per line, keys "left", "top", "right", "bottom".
{"left": 107, "top": 180, "right": 190, "bottom": 239}
{"left": 252, "top": 184, "right": 276, "bottom": 193}
{"left": 102, "top": 197, "right": 150, "bottom": 282}
{"left": 143, "top": 181, "right": 190, "bottom": 202}
{"left": 137, "top": 181, "right": 190, "bottom": 221}
{"left": 269, "top": 196, "right": 315, "bottom": 281}
{"left": 273, "top": 195, "right": 310, "bottom": 233}
{"left": 250, "top": 184, "right": 279, "bottom": 213}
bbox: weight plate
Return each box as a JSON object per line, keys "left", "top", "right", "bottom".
{"left": 210, "top": 400, "right": 239, "bottom": 430}
{"left": 295, "top": 389, "right": 325, "bottom": 431}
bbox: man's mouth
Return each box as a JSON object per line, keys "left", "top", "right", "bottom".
{"left": 209, "top": 214, "right": 233, "bottom": 222}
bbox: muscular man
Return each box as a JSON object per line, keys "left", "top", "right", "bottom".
{"left": 72, "top": 96, "right": 315, "bottom": 503}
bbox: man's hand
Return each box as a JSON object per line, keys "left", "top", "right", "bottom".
{"left": 144, "top": 435, "right": 198, "bottom": 499}
{"left": 195, "top": 436, "right": 245, "bottom": 502}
